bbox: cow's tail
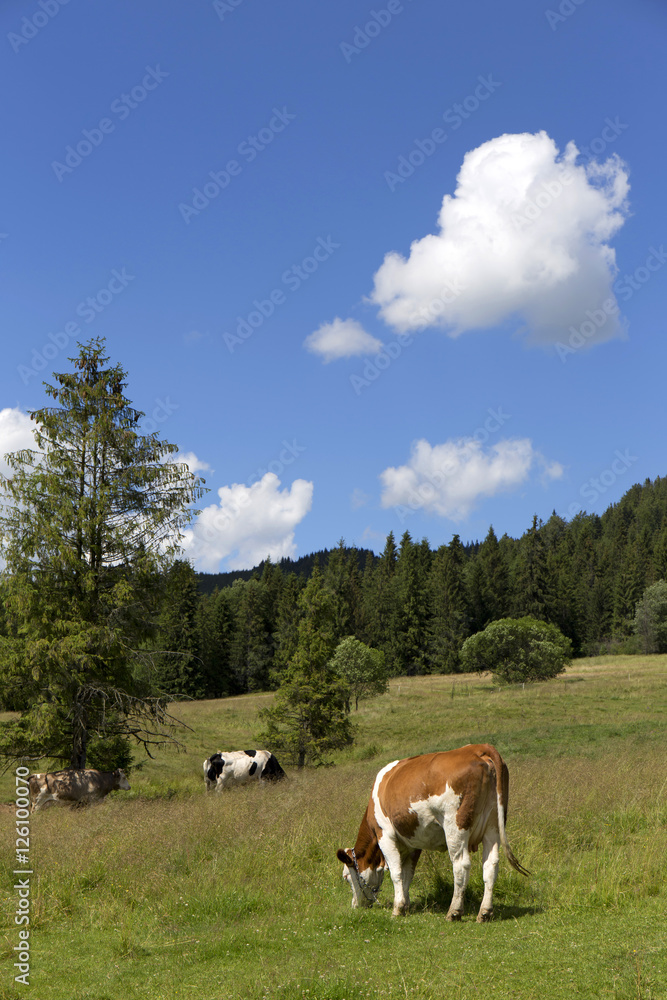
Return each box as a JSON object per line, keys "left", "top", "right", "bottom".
{"left": 483, "top": 745, "right": 530, "bottom": 877}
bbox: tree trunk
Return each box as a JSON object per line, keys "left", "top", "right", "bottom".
{"left": 70, "top": 700, "right": 88, "bottom": 769}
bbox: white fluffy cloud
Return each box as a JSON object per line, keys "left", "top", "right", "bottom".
{"left": 181, "top": 472, "right": 314, "bottom": 571}
{"left": 371, "top": 131, "right": 630, "bottom": 347}
{"left": 380, "top": 437, "right": 563, "bottom": 520}
{"left": 0, "top": 407, "right": 35, "bottom": 479}
{"left": 173, "top": 450, "right": 212, "bottom": 475}
{"left": 304, "top": 317, "right": 384, "bottom": 362}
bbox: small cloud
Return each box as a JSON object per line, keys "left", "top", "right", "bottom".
{"left": 350, "top": 487, "right": 370, "bottom": 509}
{"left": 183, "top": 330, "right": 208, "bottom": 345}
{"left": 181, "top": 473, "right": 313, "bottom": 571}
{"left": 362, "top": 526, "right": 387, "bottom": 544}
{"left": 379, "top": 437, "right": 560, "bottom": 520}
{"left": 173, "top": 450, "right": 212, "bottom": 475}
{"left": 304, "top": 317, "right": 384, "bottom": 363}
{"left": 540, "top": 459, "right": 564, "bottom": 484}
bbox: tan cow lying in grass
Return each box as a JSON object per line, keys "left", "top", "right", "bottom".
{"left": 337, "top": 744, "right": 528, "bottom": 919}
{"left": 28, "top": 768, "right": 131, "bottom": 812}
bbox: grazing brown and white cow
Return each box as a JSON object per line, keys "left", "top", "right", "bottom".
{"left": 203, "top": 749, "right": 285, "bottom": 791}
{"left": 337, "top": 744, "right": 528, "bottom": 920}
{"left": 28, "top": 768, "right": 131, "bottom": 813}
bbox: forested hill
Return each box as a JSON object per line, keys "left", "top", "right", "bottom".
{"left": 197, "top": 541, "right": 482, "bottom": 593}
{"left": 196, "top": 546, "right": 378, "bottom": 593}
{"left": 154, "top": 475, "right": 667, "bottom": 701}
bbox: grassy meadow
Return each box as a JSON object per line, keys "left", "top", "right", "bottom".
{"left": 2, "top": 655, "right": 667, "bottom": 1000}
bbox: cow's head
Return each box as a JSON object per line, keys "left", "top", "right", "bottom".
{"left": 114, "top": 769, "right": 131, "bottom": 791}
{"left": 336, "top": 848, "right": 386, "bottom": 908}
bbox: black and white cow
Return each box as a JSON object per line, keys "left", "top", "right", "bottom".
{"left": 203, "top": 749, "right": 285, "bottom": 791}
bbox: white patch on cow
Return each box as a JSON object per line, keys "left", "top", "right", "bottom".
{"left": 370, "top": 759, "right": 400, "bottom": 829}
{"left": 400, "top": 785, "right": 459, "bottom": 851}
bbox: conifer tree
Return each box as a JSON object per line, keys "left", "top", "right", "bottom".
{"left": 392, "top": 531, "right": 431, "bottom": 675}
{"left": 324, "top": 538, "right": 363, "bottom": 640}
{"left": 272, "top": 572, "right": 305, "bottom": 681}
{"left": 474, "top": 525, "right": 510, "bottom": 627}
{"left": 154, "top": 560, "right": 202, "bottom": 698}
{"left": 257, "top": 566, "right": 353, "bottom": 767}
{"left": 195, "top": 588, "right": 235, "bottom": 697}
{"left": 363, "top": 531, "right": 400, "bottom": 671}
{"left": 428, "top": 535, "right": 470, "bottom": 673}
{"left": 511, "top": 515, "right": 551, "bottom": 620}
{"left": 229, "top": 578, "right": 274, "bottom": 692}
{"left": 0, "top": 339, "right": 205, "bottom": 767}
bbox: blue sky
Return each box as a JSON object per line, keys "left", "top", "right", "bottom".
{"left": 1, "top": 0, "right": 665, "bottom": 570}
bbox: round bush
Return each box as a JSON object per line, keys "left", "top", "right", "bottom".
{"left": 460, "top": 617, "right": 572, "bottom": 683}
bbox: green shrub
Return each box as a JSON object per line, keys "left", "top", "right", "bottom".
{"left": 460, "top": 616, "right": 572, "bottom": 683}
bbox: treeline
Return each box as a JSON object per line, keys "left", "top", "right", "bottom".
{"left": 151, "top": 476, "right": 667, "bottom": 700}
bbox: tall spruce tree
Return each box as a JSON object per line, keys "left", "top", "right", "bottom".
{"left": 511, "top": 515, "right": 551, "bottom": 620}
{"left": 257, "top": 566, "right": 353, "bottom": 767}
{"left": 392, "top": 531, "right": 431, "bottom": 675}
{"left": 154, "top": 560, "right": 203, "bottom": 698}
{"left": 195, "top": 588, "right": 235, "bottom": 698}
{"left": 229, "top": 578, "right": 274, "bottom": 692}
{"left": 428, "top": 535, "right": 470, "bottom": 673}
{"left": 363, "top": 531, "right": 400, "bottom": 671}
{"left": 0, "top": 339, "right": 205, "bottom": 767}
{"left": 470, "top": 525, "right": 509, "bottom": 629}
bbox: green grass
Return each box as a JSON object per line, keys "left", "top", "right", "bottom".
{"left": 2, "top": 656, "right": 667, "bottom": 999}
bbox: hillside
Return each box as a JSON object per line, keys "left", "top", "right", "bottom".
{"left": 2, "top": 655, "right": 666, "bottom": 1000}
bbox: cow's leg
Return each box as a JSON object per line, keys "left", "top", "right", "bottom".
{"left": 379, "top": 837, "right": 409, "bottom": 916}
{"left": 399, "top": 849, "right": 421, "bottom": 912}
{"left": 31, "top": 788, "right": 53, "bottom": 813}
{"left": 477, "top": 830, "right": 500, "bottom": 923}
{"left": 445, "top": 829, "right": 471, "bottom": 921}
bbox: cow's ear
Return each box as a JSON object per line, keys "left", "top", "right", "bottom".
{"left": 337, "top": 849, "right": 354, "bottom": 867}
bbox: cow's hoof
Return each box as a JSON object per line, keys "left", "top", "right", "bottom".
{"left": 477, "top": 910, "right": 493, "bottom": 923}
{"left": 446, "top": 910, "right": 462, "bottom": 922}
